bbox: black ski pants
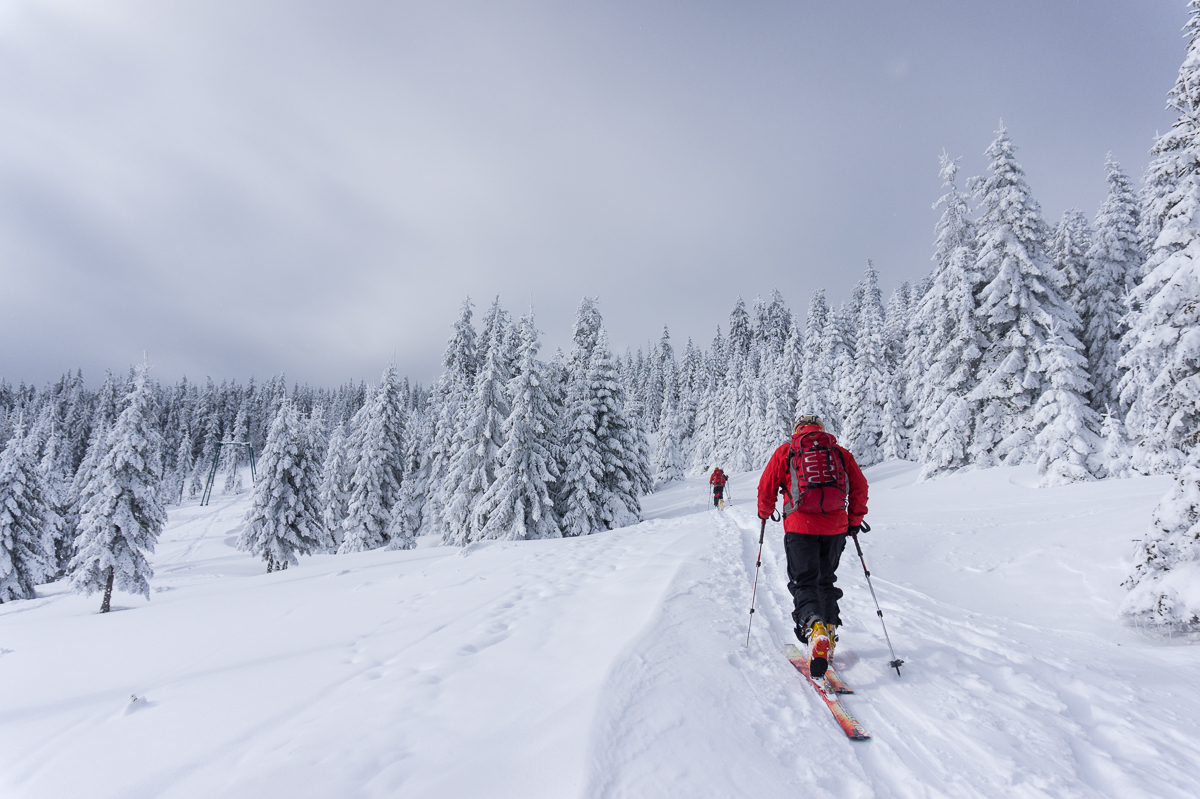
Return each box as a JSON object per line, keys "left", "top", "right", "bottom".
{"left": 712, "top": 484, "right": 725, "bottom": 506}
{"left": 785, "top": 532, "right": 847, "bottom": 628}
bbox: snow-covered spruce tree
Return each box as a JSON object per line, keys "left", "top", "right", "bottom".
{"left": 1050, "top": 208, "right": 1093, "bottom": 339}
{"left": 828, "top": 305, "right": 856, "bottom": 438}
{"left": 318, "top": 422, "right": 352, "bottom": 549}
{"left": 967, "top": 126, "right": 1082, "bottom": 467}
{"left": 914, "top": 154, "right": 984, "bottom": 479}
{"left": 239, "top": 400, "right": 328, "bottom": 571}
{"left": 420, "top": 299, "right": 479, "bottom": 539}
{"left": 1119, "top": 6, "right": 1200, "bottom": 475}
{"left": 1119, "top": 444, "right": 1200, "bottom": 630}
{"left": 845, "top": 263, "right": 888, "bottom": 465}
{"left": 474, "top": 313, "right": 563, "bottom": 540}
{"left": 1085, "top": 156, "right": 1141, "bottom": 412}
{"left": 560, "top": 318, "right": 647, "bottom": 535}
{"left": 1100, "top": 408, "right": 1135, "bottom": 480}
{"left": 881, "top": 284, "right": 912, "bottom": 460}
{"left": 341, "top": 365, "right": 407, "bottom": 553}
{"left": 797, "top": 289, "right": 835, "bottom": 427}
{"left": 34, "top": 412, "right": 73, "bottom": 572}
{"left": 1032, "top": 328, "right": 1101, "bottom": 487}
{"left": 442, "top": 311, "right": 514, "bottom": 546}
{"left": 653, "top": 382, "right": 686, "bottom": 488}
{"left": 70, "top": 365, "right": 167, "bottom": 613}
{"left": 688, "top": 379, "right": 717, "bottom": 475}
{"left": 0, "top": 423, "right": 56, "bottom": 602}
{"left": 590, "top": 328, "right": 647, "bottom": 529}
{"left": 169, "top": 429, "right": 193, "bottom": 505}
{"left": 221, "top": 401, "right": 250, "bottom": 494}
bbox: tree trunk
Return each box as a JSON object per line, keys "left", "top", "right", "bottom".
{"left": 100, "top": 567, "right": 114, "bottom": 613}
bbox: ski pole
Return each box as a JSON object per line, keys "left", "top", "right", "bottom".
{"left": 745, "top": 517, "right": 768, "bottom": 647}
{"left": 849, "top": 522, "right": 905, "bottom": 677}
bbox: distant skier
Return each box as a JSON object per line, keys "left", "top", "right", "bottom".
{"left": 709, "top": 467, "right": 728, "bottom": 509}
{"left": 757, "top": 415, "right": 868, "bottom": 679}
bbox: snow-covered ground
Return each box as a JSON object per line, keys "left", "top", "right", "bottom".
{"left": 2, "top": 463, "right": 1198, "bottom": 799}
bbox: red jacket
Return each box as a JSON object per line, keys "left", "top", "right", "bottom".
{"left": 757, "top": 430, "right": 868, "bottom": 535}
{"left": 710, "top": 470, "right": 727, "bottom": 487}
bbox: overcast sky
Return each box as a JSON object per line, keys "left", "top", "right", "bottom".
{"left": 0, "top": 0, "right": 1186, "bottom": 388}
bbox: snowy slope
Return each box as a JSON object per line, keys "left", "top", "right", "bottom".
{"left": 2, "top": 464, "right": 1198, "bottom": 799}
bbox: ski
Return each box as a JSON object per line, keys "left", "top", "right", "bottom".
{"left": 783, "top": 644, "right": 870, "bottom": 740}
{"left": 824, "top": 664, "right": 853, "bottom": 694}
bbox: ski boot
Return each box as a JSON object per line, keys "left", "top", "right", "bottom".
{"left": 807, "top": 621, "right": 832, "bottom": 679}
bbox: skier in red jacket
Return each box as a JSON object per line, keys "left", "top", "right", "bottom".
{"left": 757, "top": 415, "right": 868, "bottom": 678}
{"left": 709, "top": 467, "right": 728, "bottom": 508}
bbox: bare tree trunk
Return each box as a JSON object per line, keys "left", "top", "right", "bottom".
{"left": 100, "top": 567, "right": 114, "bottom": 613}
{"left": 267, "top": 556, "right": 274, "bottom": 573}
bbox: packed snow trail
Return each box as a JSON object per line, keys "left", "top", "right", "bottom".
{"left": 584, "top": 465, "right": 1200, "bottom": 799}
{"left": 2, "top": 463, "right": 1200, "bottom": 798}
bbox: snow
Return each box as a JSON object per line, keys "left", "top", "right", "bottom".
{"left": 3, "top": 462, "right": 1200, "bottom": 798}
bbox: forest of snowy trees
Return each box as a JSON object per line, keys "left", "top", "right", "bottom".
{"left": 3, "top": 5, "right": 1200, "bottom": 627}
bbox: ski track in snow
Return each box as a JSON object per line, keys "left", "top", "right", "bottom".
{"left": 1, "top": 464, "right": 1199, "bottom": 798}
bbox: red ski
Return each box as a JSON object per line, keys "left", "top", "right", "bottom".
{"left": 783, "top": 644, "right": 870, "bottom": 740}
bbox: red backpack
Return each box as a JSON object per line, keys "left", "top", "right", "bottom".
{"left": 781, "top": 431, "right": 849, "bottom": 516}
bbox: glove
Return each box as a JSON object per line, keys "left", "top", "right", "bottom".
{"left": 847, "top": 524, "right": 862, "bottom": 536}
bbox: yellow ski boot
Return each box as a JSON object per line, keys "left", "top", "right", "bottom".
{"left": 808, "top": 621, "right": 831, "bottom": 679}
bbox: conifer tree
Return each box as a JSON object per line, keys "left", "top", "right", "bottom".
{"left": 1085, "top": 156, "right": 1141, "bottom": 412}
{"left": 474, "top": 313, "right": 563, "bottom": 540}
{"left": 34, "top": 411, "right": 73, "bottom": 571}
{"left": 914, "top": 154, "right": 983, "bottom": 478}
{"left": 590, "top": 329, "right": 646, "bottom": 529}
{"left": 845, "top": 263, "right": 888, "bottom": 465}
{"left": 318, "top": 422, "right": 352, "bottom": 549}
{"left": 421, "top": 299, "right": 479, "bottom": 538}
{"left": 0, "top": 424, "right": 56, "bottom": 602}
{"left": 341, "top": 366, "right": 407, "bottom": 553}
{"left": 1119, "top": 445, "right": 1200, "bottom": 628}
{"left": 653, "top": 383, "right": 686, "bottom": 488}
{"left": 240, "top": 401, "right": 329, "bottom": 570}
{"left": 70, "top": 365, "right": 167, "bottom": 612}
{"left": 1118, "top": 6, "right": 1200, "bottom": 474}
{"left": 442, "top": 312, "right": 513, "bottom": 546}
{"left": 967, "top": 126, "right": 1082, "bottom": 467}
{"left": 1032, "top": 330, "right": 1100, "bottom": 486}
{"left": 797, "top": 290, "right": 835, "bottom": 427}
{"left": 1050, "top": 209, "right": 1093, "bottom": 337}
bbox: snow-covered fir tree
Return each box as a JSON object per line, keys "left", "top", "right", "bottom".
{"left": 419, "top": 299, "right": 479, "bottom": 539}
{"left": 1050, "top": 208, "right": 1093, "bottom": 339}
{"left": 653, "top": 382, "right": 686, "bottom": 488}
{"left": 474, "top": 313, "right": 562, "bottom": 541}
{"left": 318, "top": 422, "right": 352, "bottom": 549}
{"left": 0, "top": 423, "right": 56, "bottom": 602}
{"left": 442, "top": 309, "right": 513, "bottom": 546}
{"left": 341, "top": 365, "right": 407, "bottom": 553}
{"left": 913, "top": 153, "right": 983, "bottom": 479}
{"left": 967, "top": 126, "right": 1082, "bottom": 467}
{"left": 1119, "top": 5, "right": 1200, "bottom": 475}
{"left": 1032, "top": 329, "right": 1100, "bottom": 487}
{"left": 797, "top": 289, "right": 835, "bottom": 428}
{"left": 70, "top": 364, "right": 167, "bottom": 613}
{"left": 1084, "top": 156, "right": 1141, "bottom": 413}
{"left": 844, "top": 263, "right": 888, "bottom": 465}
{"left": 1119, "top": 444, "right": 1200, "bottom": 629}
{"left": 239, "top": 400, "right": 329, "bottom": 571}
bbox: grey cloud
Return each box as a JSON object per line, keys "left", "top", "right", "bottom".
{"left": 0, "top": 0, "right": 1183, "bottom": 387}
